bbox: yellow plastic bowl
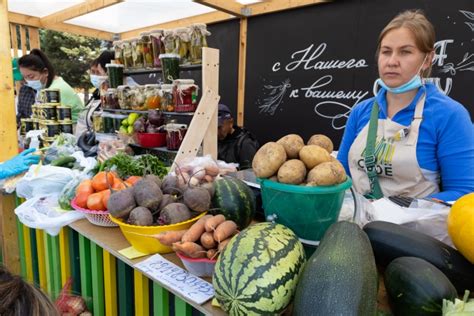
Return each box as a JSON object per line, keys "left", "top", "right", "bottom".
{"left": 109, "top": 212, "right": 207, "bottom": 254}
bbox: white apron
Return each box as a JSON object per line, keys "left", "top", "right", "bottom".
{"left": 348, "top": 94, "right": 439, "bottom": 198}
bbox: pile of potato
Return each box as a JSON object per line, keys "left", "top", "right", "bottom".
{"left": 252, "top": 134, "right": 347, "bottom": 186}
{"left": 156, "top": 215, "right": 238, "bottom": 260}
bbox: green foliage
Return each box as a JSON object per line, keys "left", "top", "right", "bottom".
{"left": 39, "top": 30, "right": 105, "bottom": 89}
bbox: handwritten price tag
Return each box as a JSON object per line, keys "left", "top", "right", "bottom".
{"left": 135, "top": 254, "right": 214, "bottom": 305}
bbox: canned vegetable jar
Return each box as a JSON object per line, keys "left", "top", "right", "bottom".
{"left": 31, "top": 104, "right": 40, "bottom": 118}
{"left": 21, "top": 118, "right": 35, "bottom": 135}
{"left": 43, "top": 89, "right": 61, "bottom": 103}
{"left": 58, "top": 120, "right": 73, "bottom": 134}
{"left": 33, "top": 119, "right": 40, "bottom": 130}
{"left": 39, "top": 104, "right": 58, "bottom": 120}
{"left": 57, "top": 106, "right": 72, "bottom": 121}
{"left": 42, "top": 120, "right": 60, "bottom": 138}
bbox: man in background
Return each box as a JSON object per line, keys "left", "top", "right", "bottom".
{"left": 217, "top": 104, "right": 259, "bottom": 170}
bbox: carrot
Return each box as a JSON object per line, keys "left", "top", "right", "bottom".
{"left": 155, "top": 230, "right": 188, "bottom": 246}
{"left": 75, "top": 191, "right": 90, "bottom": 208}
{"left": 207, "top": 249, "right": 218, "bottom": 260}
{"left": 200, "top": 232, "right": 217, "bottom": 249}
{"left": 112, "top": 181, "right": 127, "bottom": 190}
{"left": 126, "top": 176, "right": 142, "bottom": 186}
{"left": 204, "top": 214, "right": 226, "bottom": 232}
{"left": 172, "top": 241, "right": 206, "bottom": 258}
{"left": 101, "top": 190, "right": 111, "bottom": 210}
{"left": 76, "top": 179, "right": 93, "bottom": 195}
{"left": 181, "top": 214, "right": 212, "bottom": 242}
{"left": 214, "top": 220, "right": 238, "bottom": 242}
{"left": 218, "top": 238, "right": 232, "bottom": 252}
{"left": 87, "top": 192, "right": 106, "bottom": 211}
{"left": 92, "top": 171, "right": 114, "bottom": 192}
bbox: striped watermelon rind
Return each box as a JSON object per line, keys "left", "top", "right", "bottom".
{"left": 212, "top": 177, "right": 256, "bottom": 229}
{"left": 213, "top": 222, "right": 306, "bottom": 316}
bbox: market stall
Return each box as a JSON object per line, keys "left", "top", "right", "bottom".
{"left": 1, "top": 1, "right": 474, "bottom": 316}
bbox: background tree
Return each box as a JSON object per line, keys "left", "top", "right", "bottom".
{"left": 39, "top": 30, "right": 109, "bottom": 102}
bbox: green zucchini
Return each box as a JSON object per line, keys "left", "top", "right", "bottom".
{"left": 363, "top": 221, "right": 474, "bottom": 293}
{"left": 384, "top": 256, "right": 457, "bottom": 316}
{"left": 293, "top": 221, "right": 378, "bottom": 316}
{"left": 51, "top": 156, "right": 76, "bottom": 167}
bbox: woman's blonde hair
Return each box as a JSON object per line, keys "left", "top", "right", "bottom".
{"left": 377, "top": 9, "right": 436, "bottom": 77}
{"left": 0, "top": 265, "right": 59, "bottom": 316}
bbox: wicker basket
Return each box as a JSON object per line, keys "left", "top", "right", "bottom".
{"left": 71, "top": 198, "right": 118, "bottom": 227}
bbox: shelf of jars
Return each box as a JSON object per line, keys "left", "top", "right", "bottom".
{"left": 122, "top": 63, "right": 202, "bottom": 76}
{"left": 102, "top": 108, "right": 195, "bottom": 116}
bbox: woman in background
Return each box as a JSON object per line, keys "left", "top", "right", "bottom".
{"left": 18, "top": 49, "right": 84, "bottom": 123}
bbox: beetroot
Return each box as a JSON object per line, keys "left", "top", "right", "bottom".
{"left": 183, "top": 186, "right": 211, "bottom": 213}
{"left": 158, "top": 203, "right": 193, "bottom": 225}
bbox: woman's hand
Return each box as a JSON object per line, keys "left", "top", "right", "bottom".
{"left": 0, "top": 148, "right": 40, "bottom": 179}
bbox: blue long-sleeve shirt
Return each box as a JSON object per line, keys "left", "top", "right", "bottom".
{"left": 337, "top": 83, "right": 474, "bottom": 201}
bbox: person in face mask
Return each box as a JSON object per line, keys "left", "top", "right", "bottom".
{"left": 18, "top": 49, "right": 84, "bottom": 123}
{"left": 337, "top": 10, "right": 474, "bottom": 202}
{"left": 88, "top": 50, "right": 114, "bottom": 101}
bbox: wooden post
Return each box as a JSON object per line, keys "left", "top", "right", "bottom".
{"left": 0, "top": 0, "right": 20, "bottom": 274}
{"left": 10, "top": 24, "right": 18, "bottom": 57}
{"left": 172, "top": 47, "right": 220, "bottom": 167}
{"left": 29, "top": 26, "right": 40, "bottom": 49}
{"left": 237, "top": 17, "right": 248, "bottom": 126}
{"left": 19, "top": 24, "right": 27, "bottom": 55}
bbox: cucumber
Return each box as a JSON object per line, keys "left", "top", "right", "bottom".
{"left": 51, "top": 156, "right": 76, "bottom": 167}
{"left": 293, "top": 221, "right": 378, "bottom": 316}
{"left": 364, "top": 221, "right": 474, "bottom": 293}
{"left": 384, "top": 257, "right": 457, "bottom": 316}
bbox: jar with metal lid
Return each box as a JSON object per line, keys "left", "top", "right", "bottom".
{"left": 113, "top": 40, "right": 124, "bottom": 65}
{"left": 57, "top": 105, "right": 72, "bottom": 120}
{"left": 42, "top": 120, "right": 61, "bottom": 138}
{"left": 42, "top": 88, "right": 61, "bottom": 103}
{"left": 122, "top": 40, "right": 133, "bottom": 68}
{"left": 104, "top": 88, "right": 119, "bottom": 109}
{"left": 131, "top": 37, "right": 144, "bottom": 68}
{"left": 106, "top": 64, "right": 124, "bottom": 88}
{"left": 144, "top": 84, "right": 161, "bottom": 109}
{"left": 38, "top": 104, "right": 58, "bottom": 120}
{"left": 140, "top": 32, "right": 154, "bottom": 68}
{"left": 160, "top": 84, "right": 174, "bottom": 112}
{"left": 173, "top": 79, "right": 198, "bottom": 112}
{"left": 131, "top": 86, "right": 147, "bottom": 111}
{"left": 117, "top": 85, "right": 133, "bottom": 109}
{"left": 58, "top": 120, "right": 73, "bottom": 134}
{"left": 20, "top": 118, "right": 35, "bottom": 136}
{"left": 31, "top": 104, "right": 40, "bottom": 118}
{"left": 150, "top": 30, "right": 165, "bottom": 68}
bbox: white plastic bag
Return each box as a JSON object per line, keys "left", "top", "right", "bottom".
{"left": 14, "top": 194, "right": 85, "bottom": 236}
{"left": 16, "top": 165, "right": 76, "bottom": 199}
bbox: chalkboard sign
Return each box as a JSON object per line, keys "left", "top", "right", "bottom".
{"left": 244, "top": 0, "right": 474, "bottom": 148}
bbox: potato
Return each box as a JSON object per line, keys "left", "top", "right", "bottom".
{"left": 252, "top": 142, "right": 287, "bottom": 178}
{"left": 277, "top": 159, "right": 307, "bottom": 184}
{"left": 299, "top": 145, "right": 331, "bottom": 169}
{"left": 307, "top": 161, "right": 347, "bottom": 186}
{"left": 277, "top": 134, "right": 304, "bottom": 159}
{"left": 307, "top": 134, "right": 334, "bottom": 154}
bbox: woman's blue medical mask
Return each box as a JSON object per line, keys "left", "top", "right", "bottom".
{"left": 90, "top": 75, "right": 108, "bottom": 89}
{"left": 374, "top": 54, "right": 429, "bottom": 95}
{"left": 26, "top": 79, "right": 44, "bottom": 91}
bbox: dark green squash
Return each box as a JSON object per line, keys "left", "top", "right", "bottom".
{"left": 293, "top": 221, "right": 378, "bottom": 316}
{"left": 363, "top": 221, "right": 474, "bottom": 293}
{"left": 384, "top": 256, "right": 458, "bottom": 316}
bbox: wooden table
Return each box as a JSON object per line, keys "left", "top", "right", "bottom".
{"left": 69, "top": 219, "right": 226, "bottom": 316}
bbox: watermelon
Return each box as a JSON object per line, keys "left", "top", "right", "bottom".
{"left": 212, "top": 177, "right": 256, "bottom": 229}
{"left": 213, "top": 222, "right": 306, "bottom": 315}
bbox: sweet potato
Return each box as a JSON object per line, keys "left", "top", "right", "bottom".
{"left": 218, "top": 238, "right": 232, "bottom": 252}
{"left": 214, "top": 220, "right": 238, "bottom": 242}
{"left": 172, "top": 241, "right": 206, "bottom": 258}
{"left": 181, "top": 214, "right": 212, "bottom": 242}
{"left": 204, "top": 214, "right": 226, "bottom": 232}
{"left": 200, "top": 232, "right": 217, "bottom": 249}
{"left": 156, "top": 230, "right": 188, "bottom": 246}
{"left": 207, "top": 248, "right": 218, "bottom": 260}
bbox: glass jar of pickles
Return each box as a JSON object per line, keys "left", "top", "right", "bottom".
{"left": 159, "top": 54, "right": 180, "bottom": 84}
{"left": 190, "top": 23, "right": 210, "bottom": 64}
{"left": 144, "top": 84, "right": 161, "bottom": 109}
{"left": 122, "top": 40, "right": 133, "bottom": 68}
{"left": 150, "top": 30, "right": 165, "bottom": 68}
{"left": 104, "top": 88, "right": 119, "bottom": 109}
{"left": 131, "top": 86, "right": 146, "bottom": 111}
{"left": 160, "top": 84, "right": 174, "bottom": 112}
{"left": 106, "top": 64, "right": 124, "bottom": 88}
{"left": 131, "top": 37, "right": 144, "bottom": 68}
{"left": 140, "top": 32, "right": 154, "bottom": 68}
{"left": 117, "top": 85, "right": 133, "bottom": 109}
{"left": 113, "top": 40, "right": 124, "bottom": 64}
{"left": 176, "top": 27, "right": 191, "bottom": 64}
{"left": 163, "top": 30, "right": 178, "bottom": 54}
{"left": 93, "top": 112, "right": 104, "bottom": 132}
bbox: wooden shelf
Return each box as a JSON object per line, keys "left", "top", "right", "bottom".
{"left": 123, "top": 64, "right": 202, "bottom": 75}
{"left": 103, "top": 108, "right": 195, "bottom": 116}
{"left": 129, "top": 143, "right": 178, "bottom": 153}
